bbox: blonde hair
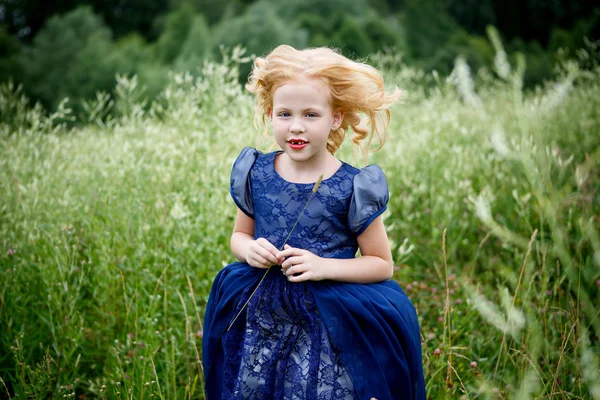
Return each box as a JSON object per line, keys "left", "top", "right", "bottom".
{"left": 246, "top": 45, "right": 402, "bottom": 155}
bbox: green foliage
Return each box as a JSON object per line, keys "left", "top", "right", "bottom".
{"left": 21, "top": 6, "right": 117, "bottom": 111}
{"left": 3, "top": 0, "right": 596, "bottom": 110}
{"left": 0, "top": 25, "right": 24, "bottom": 84}
{"left": 422, "top": 29, "right": 495, "bottom": 76}
{"left": 1, "top": 42, "right": 600, "bottom": 398}
{"left": 271, "top": 0, "right": 370, "bottom": 21}
{"left": 111, "top": 33, "right": 154, "bottom": 76}
{"left": 364, "top": 14, "right": 407, "bottom": 52}
{"left": 403, "top": 0, "right": 461, "bottom": 60}
{"left": 333, "top": 15, "right": 374, "bottom": 58}
{"left": 170, "top": 0, "right": 235, "bottom": 25}
{"left": 174, "top": 15, "right": 213, "bottom": 74}
{"left": 154, "top": 2, "right": 197, "bottom": 64}
{"left": 212, "top": 0, "right": 308, "bottom": 79}
{"left": 508, "top": 38, "right": 555, "bottom": 87}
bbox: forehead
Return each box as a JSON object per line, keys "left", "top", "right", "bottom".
{"left": 272, "top": 77, "right": 331, "bottom": 108}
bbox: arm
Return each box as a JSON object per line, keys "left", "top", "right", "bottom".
{"left": 278, "top": 215, "right": 394, "bottom": 284}
{"left": 231, "top": 208, "right": 282, "bottom": 268}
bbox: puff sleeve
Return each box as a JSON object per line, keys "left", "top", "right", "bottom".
{"left": 230, "top": 147, "right": 260, "bottom": 218}
{"left": 348, "top": 165, "right": 389, "bottom": 236}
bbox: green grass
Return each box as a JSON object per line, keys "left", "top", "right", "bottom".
{"left": 1, "top": 43, "right": 599, "bottom": 399}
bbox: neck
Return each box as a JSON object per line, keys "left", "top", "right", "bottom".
{"left": 276, "top": 151, "right": 341, "bottom": 183}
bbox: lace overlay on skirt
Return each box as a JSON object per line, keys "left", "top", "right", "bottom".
{"left": 223, "top": 272, "right": 356, "bottom": 399}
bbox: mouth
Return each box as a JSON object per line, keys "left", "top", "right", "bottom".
{"left": 288, "top": 139, "right": 308, "bottom": 149}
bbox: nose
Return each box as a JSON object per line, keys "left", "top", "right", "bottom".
{"left": 289, "top": 118, "right": 305, "bottom": 133}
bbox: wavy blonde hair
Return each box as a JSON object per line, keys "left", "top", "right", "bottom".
{"left": 245, "top": 45, "right": 402, "bottom": 155}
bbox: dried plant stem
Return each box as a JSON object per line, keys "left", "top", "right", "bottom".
{"left": 493, "top": 229, "right": 538, "bottom": 380}
{"left": 442, "top": 228, "right": 453, "bottom": 390}
{"left": 0, "top": 377, "right": 10, "bottom": 398}
{"left": 186, "top": 276, "right": 205, "bottom": 393}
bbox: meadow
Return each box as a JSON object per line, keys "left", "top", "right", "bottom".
{"left": 1, "top": 38, "right": 599, "bottom": 398}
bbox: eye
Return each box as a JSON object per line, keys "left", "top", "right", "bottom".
{"left": 278, "top": 111, "right": 291, "bottom": 117}
{"left": 305, "top": 112, "right": 318, "bottom": 118}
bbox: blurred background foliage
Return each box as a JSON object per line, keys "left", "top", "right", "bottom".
{"left": 0, "top": 0, "right": 599, "bottom": 114}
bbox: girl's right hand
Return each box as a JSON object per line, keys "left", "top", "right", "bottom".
{"left": 246, "top": 238, "right": 282, "bottom": 269}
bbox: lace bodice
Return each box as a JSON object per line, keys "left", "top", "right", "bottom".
{"left": 230, "top": 147, "right": 389, "bottom": 258}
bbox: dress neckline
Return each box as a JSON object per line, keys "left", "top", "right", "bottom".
{"left": 271, "top": 151, "right": 346, "bottom": 186}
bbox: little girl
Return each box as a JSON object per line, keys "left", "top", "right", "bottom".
{"left": 203, "top": 45, "right": 425, "bottom": 400}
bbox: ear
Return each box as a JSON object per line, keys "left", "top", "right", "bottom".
{"left": 332, "top": 109, "right": 344, "bottom": 131}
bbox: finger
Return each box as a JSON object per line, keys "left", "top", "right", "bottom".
{"left": 282, "top": 256, "right": 304, "bottom": 269}
{"left": 249, "top": 253, "right": 270, "bottom": 268}
{"left": 288, "top": 271, "right": 311, "bottom": 283}
{"left": 285, "top": 264, "right": 308, "bottom": 277}
{"left": 277, "top": 247, "right": 302, "bottom": 259}
{"left": 254, "top": 246, "right": 279, "bottom": 265}
{"left": 260, "top": 240, "right": 282, "bottom": 261}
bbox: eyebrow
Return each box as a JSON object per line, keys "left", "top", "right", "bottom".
{"left": 273, "top": 106, "right": 324, "bottom": 113}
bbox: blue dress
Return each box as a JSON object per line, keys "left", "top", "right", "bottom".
{"left": 203, "top": 147, "right": 425, "bottom": 400}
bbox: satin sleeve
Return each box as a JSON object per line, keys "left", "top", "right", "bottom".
{"left": 348, "top": 165, "right": 389, "bottom": 236}
{"left": 229, "top": 147, "right": 260, "bottom": 218}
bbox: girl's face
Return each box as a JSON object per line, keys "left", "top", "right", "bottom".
{"left": 270, "top": 77, "right": 343, "bottom": 166}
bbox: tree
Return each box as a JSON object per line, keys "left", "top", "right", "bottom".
{"left": 272, "top": 0, "right": 370, "bottom": 21}
{"left": 212, "top": 0, "right": 308, "bottom": 80}
{"left": 332, "top": 15, "right": 374, "bottom": 58}
{"left": 0, "top": 25, "right": 24, "bottom": 83}
{"left": 154, "top": 2, "right": 196, "bottom": 64}
{"left": 174, "top": 14, "right": 213, "bottom": 73}
{"left": 402, "top": 0, "right": 460, "bottom": 59}
{"left": 22, "top": 6, "right": 117, "bottom": 110}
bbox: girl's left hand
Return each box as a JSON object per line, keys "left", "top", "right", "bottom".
{"left": 277, "top": 244, "right": 327, "bottom": 282}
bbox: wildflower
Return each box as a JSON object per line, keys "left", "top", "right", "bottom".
{"left": 433, "top": 348, "right": 441, "bottom": 356}
{"left": 546, "top": 290, "right": 552, "bottom": 295}
{"left": 7, "top": 249, "right": 14, "bottom": 256}
{"left": 470, "top": 361, "right": 478, "bottom": 368}
{"left": 455, "top": 299, "right": 463, "bottom": 305}
{"left": 196, "top": 330, "right": 203, "bottom": 338}
{"left": 596, "top": 280, "right": 600, "bottom": 287}
{"left": 405, "top": 284, "right": 412, "bottom": 291}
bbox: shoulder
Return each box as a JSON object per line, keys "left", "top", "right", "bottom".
{"left": 340, "top": 162, "right": 387, "bottom": 188}
{"left": 353, "top": 164, "right": 387, "bottom": 188}
{"left": 347, "top": 164, "right": 388, "bottom": 235}
{"left": 233, "top": 146, "right": 260, "bottom": 169}
{"left": 230, "top": 147, "right": 266, "bottom": 218}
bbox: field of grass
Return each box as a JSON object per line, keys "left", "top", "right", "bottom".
{"left": 1, "top": 41, "right": 599, "bottom": 399}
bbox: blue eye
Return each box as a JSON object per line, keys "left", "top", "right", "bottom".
{"left": 279, "top": 112, "right": 291, "bottom": 117}
{"left": 306, "top": 112, "right": 317, "bottom": 118}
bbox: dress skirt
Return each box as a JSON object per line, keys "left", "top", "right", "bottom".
{"left": 203, "top": 262, "right": 425, "bottom": 400}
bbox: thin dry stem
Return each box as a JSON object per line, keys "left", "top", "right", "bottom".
{"left": 493, "top": 229, "right": 538, "bottom": 380}
{"left": 227, "top": 175, "right": 323, "bottom": 331}
{"left": 442, "top": 228, "right": 453, "bottom": 390}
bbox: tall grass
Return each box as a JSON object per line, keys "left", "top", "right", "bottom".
{"left": 1, "top": 37, "right": 599, "bottom": 398}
